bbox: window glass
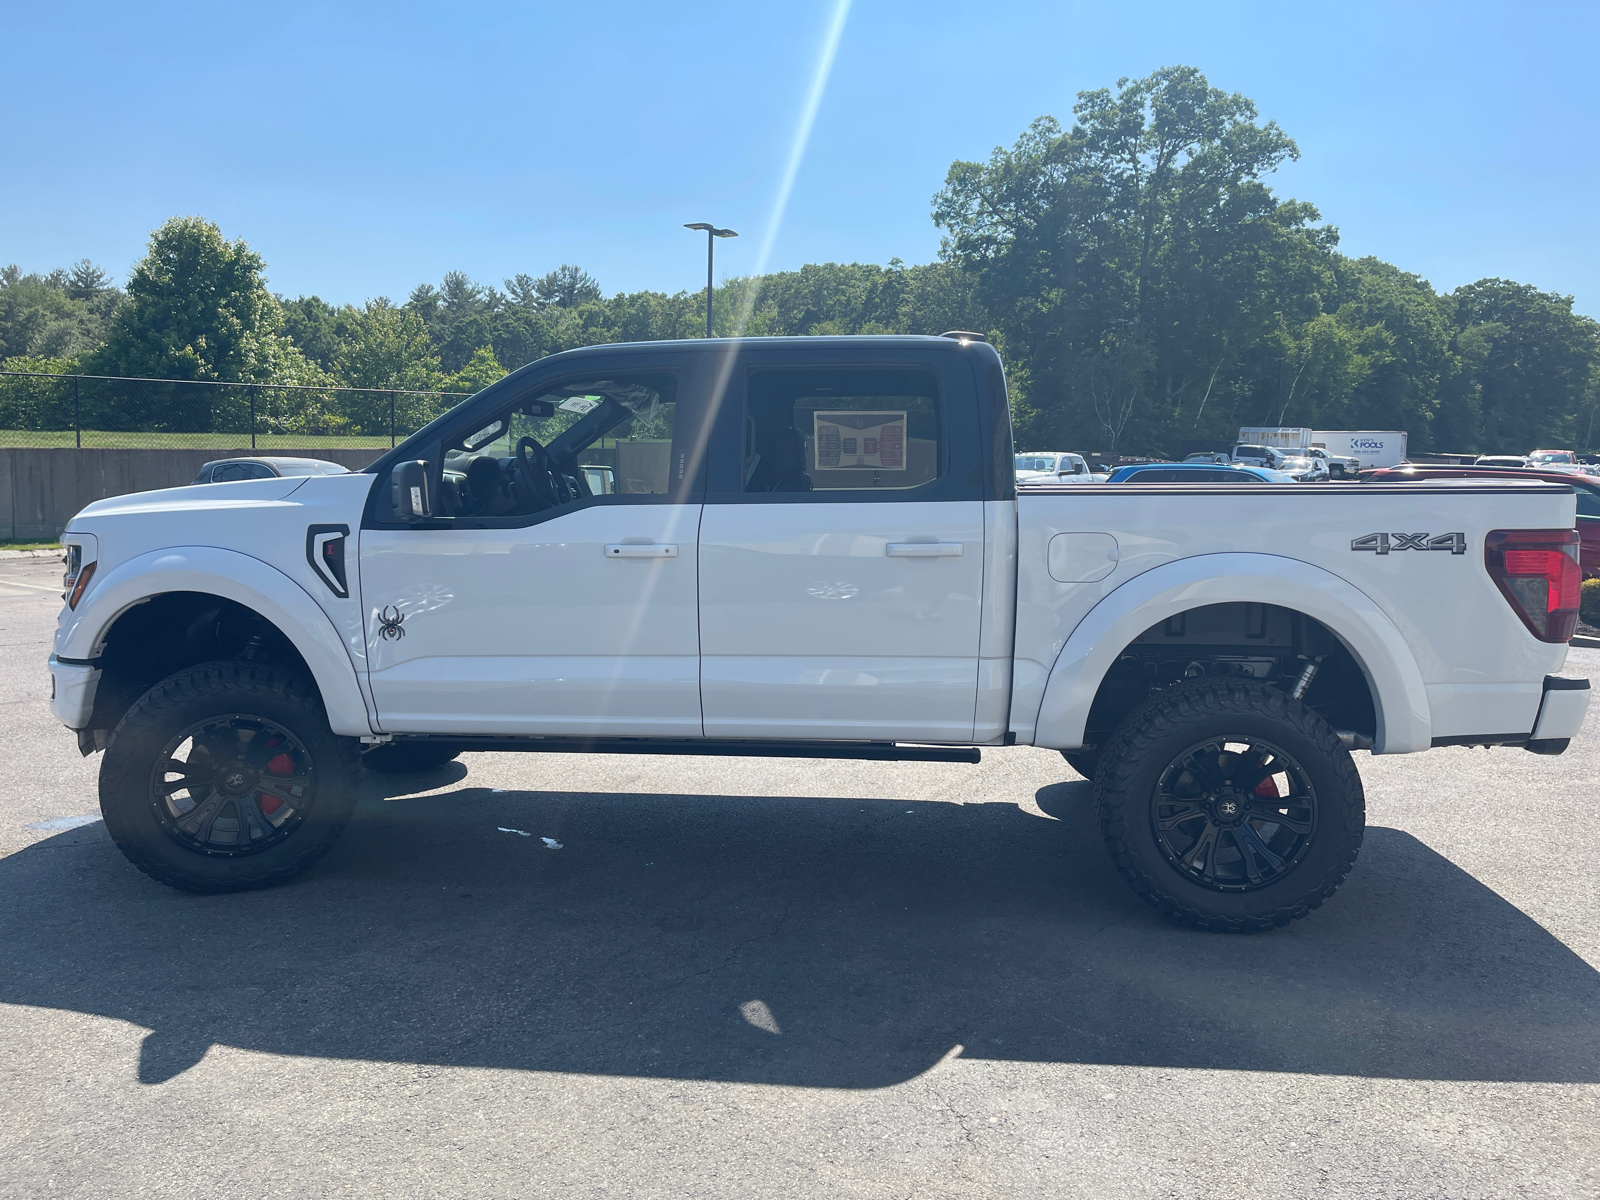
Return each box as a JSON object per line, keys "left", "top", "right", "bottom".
{"left": 1015, "top": 455, "right": 1055, "bottom": 472}
{"left": 1576, "top": 490, "right": 1600, "bottom": 518}
{"left": 212, "top": 462, "right": 256, "bottom": 482}
{"left": 1217, "top": 470, "right": 1264, "bottom": 482}
{"left": 438, "top": 372, "right": 677, "bottom": 519}
{"left": 744, "top": 368, "right": 941, "bottom": 493}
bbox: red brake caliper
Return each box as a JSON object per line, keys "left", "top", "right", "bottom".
{"left": 260, "top": 751, "right": 296, "bottom": 816}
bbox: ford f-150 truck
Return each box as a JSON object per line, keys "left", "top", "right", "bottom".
{"left": 47, "top": 335, "right": 1591, "bottom": 931}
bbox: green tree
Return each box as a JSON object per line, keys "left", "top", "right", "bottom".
{"left": 1445, "top": 280, "right": 1599, "bottom": 452}
{"left": 92, "top": 217, "right": 306, "bottom": 384}
{"left": 934, "top": 66, "right": 1324, "bottom": 454}
{"left": 440, "top": 345, "right": 508, "bottom": 395}
{"left": 333, "top": 299, "right": 442, "bottom": 434}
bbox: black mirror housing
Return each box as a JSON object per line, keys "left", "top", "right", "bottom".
{"left": 391, "top": 460, "right": 433, "bottom": 523}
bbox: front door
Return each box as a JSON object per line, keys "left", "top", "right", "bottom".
{"left": 360, "top": 359, "right": 706, "bottom": 737}
{"left": 697, "top": 357, "right": 986, "bottom": 742}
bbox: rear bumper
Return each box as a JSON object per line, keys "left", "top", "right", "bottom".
{"left": 1428, "top": 675, "right": 1589, "bottom": 755}
{"left": 48, "top": 656, "right": 100, "bottom": 730}
{"left": 1529, "top": 675, "right": 1590, "bottom": 752}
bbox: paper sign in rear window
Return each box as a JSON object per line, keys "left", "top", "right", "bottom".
{"left": 813, "top": 411, "right": 906, "bottom": 472}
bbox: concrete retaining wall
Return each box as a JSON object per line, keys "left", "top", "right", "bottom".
{"left": 0, "top": 448, "right": 380, "bottom": 541}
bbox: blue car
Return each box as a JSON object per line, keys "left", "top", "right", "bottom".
{"left": 1106, "top": 461, "right": 1293, "bottom": 483}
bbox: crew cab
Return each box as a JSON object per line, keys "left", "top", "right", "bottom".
{"left": 47, "top": 336, "right": 1591, "bottom": 932}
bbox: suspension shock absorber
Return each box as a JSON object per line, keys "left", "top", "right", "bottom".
{"left": 1290, "top": 655, "right": 1324, "bottom": 700}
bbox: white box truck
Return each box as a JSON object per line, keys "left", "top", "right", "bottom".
{"left": 1238, "top": 426, "right": 1314, "bottom": 451}
{"left": 1312, "top": 431, "right": 1408, "bottom": 471}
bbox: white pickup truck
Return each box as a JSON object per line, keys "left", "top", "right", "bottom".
{"left": 47, "top": 335, "right": 1590, "bottom": 931}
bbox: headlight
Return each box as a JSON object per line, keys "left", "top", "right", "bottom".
{"left": 61, "top": 536, "right": 98, "bottom": 609}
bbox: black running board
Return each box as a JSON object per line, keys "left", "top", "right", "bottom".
{"left": 397, "top": 736, "right": 982, "bottom": 764}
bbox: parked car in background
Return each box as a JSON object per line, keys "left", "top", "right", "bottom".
{"left": 1015, "top": 451, "right": 1101, "bottom": 484}
{"left": 1229, "top": 444, "right": 1288, "bottom": 470}
{"left": 193, "top": 457, "right": 351, "bottom": 484}
{"left": 1276, "top": 455, "right": 1327, "bottom": 482}
{"left": 1302, "top": 447, "right": 1358, "bottom": 479}
{"left": 1366, "top": 464, "right": 1600, "bottom": 578}
{"left": 1528, "top": 449, "right": 1577, "bottom": 467}
{"left": 1474, "top": 455, "right": 1529, "bottom": 468}
{"left": 1184, "top": 452, "right": 1231, "bottom": 465}
{"left": 1106, "top": 461, "right": 1294, "bottom": 483}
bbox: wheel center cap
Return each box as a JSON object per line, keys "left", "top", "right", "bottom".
{"left": 1217, "top": 798, "right": 1240, "bottom": 818}
{"left": 223, "top": 770, "right": 250, "bottom": 792}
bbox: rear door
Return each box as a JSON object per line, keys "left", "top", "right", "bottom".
{"left": 696, "top": 347, "right": 988, "bottom": 742}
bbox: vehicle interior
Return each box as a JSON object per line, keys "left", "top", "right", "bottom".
{"left": 437, "top": 373, "right": 675, "bottom": 519}
{"left": 742, "top": 367, "right": 941, "bottom": 492}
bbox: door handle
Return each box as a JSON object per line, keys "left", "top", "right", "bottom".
{"left": 605, "top": 543, "right": 679, "bottom": 558}
{"left": 886, "top": 542, "right": 964, "bottom": 558}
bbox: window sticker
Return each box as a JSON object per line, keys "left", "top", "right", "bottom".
{"left": 813, "top": 411, "right": 907, "bottom": 472}
{"left": 558, "top": 395, "right": 602, "bottom": 415}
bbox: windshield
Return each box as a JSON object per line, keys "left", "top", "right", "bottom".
{"left": 1015, "top": 455, "right": 1056, "bottom": 472}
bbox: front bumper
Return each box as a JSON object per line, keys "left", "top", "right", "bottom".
{"left": 49, "top": 656, "right": 100, "bottom": 730}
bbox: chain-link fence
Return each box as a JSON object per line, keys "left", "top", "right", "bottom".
{"left": 0, "top": 371, "right": 473, "bottom": 449}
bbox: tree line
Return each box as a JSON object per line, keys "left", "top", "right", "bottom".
{"left": 3, "top": 65, "right": 1596, "bottom": 452}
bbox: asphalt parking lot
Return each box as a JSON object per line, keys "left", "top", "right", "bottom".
{"left": 1, "top": 556, "right": 1597, "bottom": 1199}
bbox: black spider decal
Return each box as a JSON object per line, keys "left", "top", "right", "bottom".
{"left": 376, "top": 606, "right": 406, "bottom": 641}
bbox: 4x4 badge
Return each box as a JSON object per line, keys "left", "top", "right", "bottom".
{"left": 1351, "top": 532, "right": 1466, "bottom": 555}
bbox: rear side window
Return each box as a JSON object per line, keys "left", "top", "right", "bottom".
{"left": 212, "top": 461, "right": 267, "bottom": 482}
{"left": 1577, "top": 490, "right": 1600, "bottom": 518}
{"left": 1215, "top": 471, "right": 1264, "bottom": 483}
{"left": 743, "top": 367, "right": 941, "bottom": 493}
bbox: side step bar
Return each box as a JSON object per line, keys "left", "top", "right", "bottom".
{"left": 400, "top": 736, "right": 982, "bottom": 764}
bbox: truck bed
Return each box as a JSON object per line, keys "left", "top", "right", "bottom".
{"left": 1011, "top": 480, "right": 1577, "bottom": 749}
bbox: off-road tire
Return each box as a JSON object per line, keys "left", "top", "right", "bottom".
{"left": 99, "top": 661, "right": 359, "bottom": 894}
{"left": 1094, "top": 678, "right": 1364, "bottom": 932}
{"left": 1060, "top": 749, "right": 1101, "bottom": 782}
{"left": 361, "top": 740, "right": 463, "bottom": 774}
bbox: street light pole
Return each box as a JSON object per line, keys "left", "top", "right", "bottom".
{"left": 684, "top": 223, "right": 738, "bottom": 338}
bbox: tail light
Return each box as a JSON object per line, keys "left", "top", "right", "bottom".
{"left": 1485, "top": 529, "right": 1581, "bottom": 642}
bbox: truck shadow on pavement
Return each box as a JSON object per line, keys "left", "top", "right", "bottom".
{"left": 3, "top": 774, "right": 1597, "bottom": 1088}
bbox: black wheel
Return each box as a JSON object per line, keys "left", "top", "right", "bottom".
{"left": 1094, "top": 679, "right": 1364, "bottom": 932}
{"left": 99, "top": 661, "right": 359, "bottom": 894}
{"left": 1060, "top": 748, "right": 1101, "bottom": 781}
{"left": 361, "top": 740, "right": 462, "bottom": 774}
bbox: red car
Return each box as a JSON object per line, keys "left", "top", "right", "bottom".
{"left": 1364, "top": 465, "right": 1600, "bottom": 578}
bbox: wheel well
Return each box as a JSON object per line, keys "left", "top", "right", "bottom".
{"left": 1079, "top": 602, "right": 1377, "bottom": 750}
{"left": 84, "top": 592, "right": 315, "bottom": 743}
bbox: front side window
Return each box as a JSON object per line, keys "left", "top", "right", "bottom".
{"left": 438, "top": 372, "right": 678, "bottom": 521}
{"left": 743, "top": 367, "right": 942, "bottom": 493}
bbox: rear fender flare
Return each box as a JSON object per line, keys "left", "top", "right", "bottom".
{"left": 57, "top": 546, "right": 374, "bottom": 737}
{"left": 1032, "top": 552, "right": 1431, "bottom": 754}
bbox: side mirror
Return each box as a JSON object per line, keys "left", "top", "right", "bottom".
{"left": 391, "top": 460, "right": 433, "bottom": 523}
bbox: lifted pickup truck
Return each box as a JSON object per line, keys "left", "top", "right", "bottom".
{"left": 48, "top": 335, "right": 1590, "bottom": 930}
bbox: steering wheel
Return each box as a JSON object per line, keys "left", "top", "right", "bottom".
{"left": 513, "top": 435, "right": 573, "bottom": 510}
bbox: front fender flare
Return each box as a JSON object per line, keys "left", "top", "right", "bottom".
{"left": 1032, "top": 553, "right": 1432, "bottom": 754}
{"left": 58, "top": 546, "right": 374, "bottom": 737}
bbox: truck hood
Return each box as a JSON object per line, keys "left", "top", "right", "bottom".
{"left": 72, "top": 477, "right": 309, "bottom": 521}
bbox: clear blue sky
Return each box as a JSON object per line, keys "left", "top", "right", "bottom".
{"left": 5, "top": 0, "right": 1598, "bottom": 313}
